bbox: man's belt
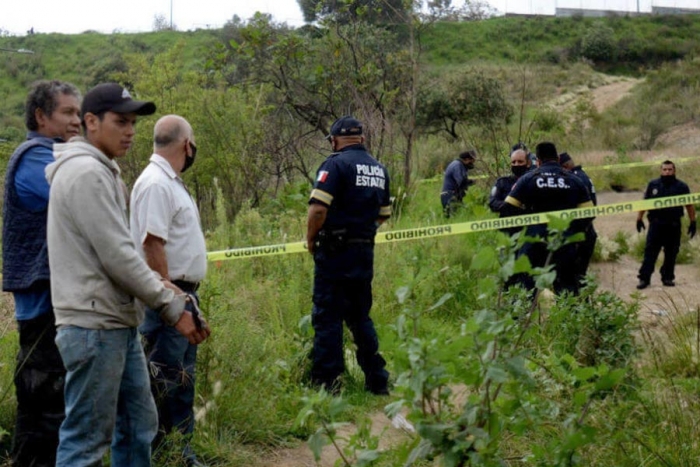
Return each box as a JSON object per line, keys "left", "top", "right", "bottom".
{"left": 172, "top": 280, "right": 200, "bottom": 293}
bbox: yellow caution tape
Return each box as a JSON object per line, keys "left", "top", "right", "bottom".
{"left": 462, "top": 156, "right": 699, "bottom": 181}
{"left": 207, "top": 192, "right": 700, "bottom": 261}
{"left": 586, "top": 156, "right": 698, "bottom": 172}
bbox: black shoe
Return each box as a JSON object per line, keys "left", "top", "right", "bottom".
{"left": 636, "top": 280, "right": 650, "bottom": 290}
{"left": 662, "top": 280, "right": 675, "bottom": 287}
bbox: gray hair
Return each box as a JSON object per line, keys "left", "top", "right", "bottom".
{"left": 25, "top": 80, "right": 81, "bottom": 131}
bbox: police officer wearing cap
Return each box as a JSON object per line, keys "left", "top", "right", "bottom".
{"left": 306, "top": 115, "right": 391, "bottom": 395}
{"left": 559, "top": 152, "right": 598, "bottom": 288}
{"left": 636, "top": 160, "right": 696, "bottom": 289}
{"left": 440, "top": 150, "right": 476, "bottom": 218}
{"left": 503, "top": 142, "right": 593, "bottom": 295}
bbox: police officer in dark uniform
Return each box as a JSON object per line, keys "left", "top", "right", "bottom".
{"left": 503, "top": 142, "right": 593, "bottom": 295}
{"left": 306, "top": 115, "right": 391, "bottom": 395}
{"left": 489, "top": 148, "right": 531, "bottom": 235}
{"left": 559, "top": 152, "right": 598, "bottom": 288}
{"left": 440, "top": 150, "right": 476, "bottom": 217}
{"left": 512, "top": 142, "right": 537, "bottom": 168}
{"left": 636, "top": 160, "right": 696, "bottom": 289}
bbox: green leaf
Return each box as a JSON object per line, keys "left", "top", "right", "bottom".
{"left": 513, "top": 255, "right": 532, "bottom": 274}
{"left": 547, "top": 215, "right": 571, "bottom": 232}
{"left": 396, "top": 286, "right": 410, "bottom": 304}
{"left": 477, "top": 276, "right": 498, "bottom": 299}
{"left": 356, "top": 449, "right": 380, "bottom": 465}
{"left": 535, "top": 270, "right": 556, "bottom": 289}
{"left": 485, "top": 364, "right": 509, "bottom": 383}
{"left": 573, "top": 390, "right": 588, "bottom": 408}
{"left": 308, "top": 432, "right": 327, "bottom": 461}
{"left": 595, "top": 368, "right": 626, "bottom": 391}
{"left": 428, "top": 293, "right": 453, "bottom": 311}
{"left": 472, "top": 247, "right": 497, "bottom": 270}
{"left": 572, "top": 367, "right": 597, "bottom": 382}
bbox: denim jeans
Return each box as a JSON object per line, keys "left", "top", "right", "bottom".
{"left": 140, "top": 296, "right": 198, "bottom": 462}
{"left": 55, "top": 326, "right": 157, "bottom": 467}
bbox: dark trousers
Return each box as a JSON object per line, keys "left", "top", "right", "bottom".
{"left": 311, "top": 245, "right": 388, "bottom": 392}
{"left": 574, "top": 226, "right": 598, "bottom": 287}
{"left": 12, "top": 312, "right": 65, "bottom": 467}
{"left": 139, "top": 286, "right": 199, "bottom": 462}
{"left": 639, "top": 221, "right": 681, "bottom": 282}
{"left": 441, "top": 192, "right": 462, "bottom": 218}
{"left": 509, "top": 230, "right": 581, "bottom": 296}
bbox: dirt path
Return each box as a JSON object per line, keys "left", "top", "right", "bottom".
{"left": 263, "top": 411, "right": 414, "bottom": 467}
{"left": 591, "top": 190, "right": 700, "bottom": 322}
{"left": 548, "top": 75, "right": 642, "bottom": 114}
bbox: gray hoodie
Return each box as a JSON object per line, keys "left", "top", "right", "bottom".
{"left": 46, "top": 137, "right": 185, "bottom": 329}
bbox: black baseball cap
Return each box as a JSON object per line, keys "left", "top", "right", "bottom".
{"left": 326, "top": 116, "right": 363, "bottom": 140}
{"left": 81, "top": 83, "right": 156, "bottom": 118}
{"left": 559, "top": 152, "right": 572, "bottom": 165}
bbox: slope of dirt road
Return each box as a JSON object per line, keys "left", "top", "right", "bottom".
{"left": 548, "top": 75, "right": 642, "bottom": 115}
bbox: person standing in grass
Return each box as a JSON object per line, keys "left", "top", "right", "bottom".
{"left": 306, "top": 115, "right": 391, "bottom": 395}
{"left": 559, "top": 151, "right": 598, "bottom": 289}
{"left": 488, "top": 148, "right": 532, "bottom": 236}
{"left": 440, "top": 150, "right": 476, "bottom": 217}
{"left": 503, "top": 142, "right": 593, "bottom": 296}
{"left": 45, "top": 83, "right": 210, "bottom": 467}
{"left": 130, "top": 115, "right": 209, "bottom": 467}
{"left": 636, "top": 160, "right": 696, "bottom": 289}
{"left": 2, "top": 80, "right": 81, "bottom": 467}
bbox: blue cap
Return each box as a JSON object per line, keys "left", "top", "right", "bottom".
{"left": 327, "top": 116, "right": 363, "bottom": 139}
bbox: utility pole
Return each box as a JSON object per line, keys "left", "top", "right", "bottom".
{"left": 170, "top": 0, "right": 173, "bottom": 29}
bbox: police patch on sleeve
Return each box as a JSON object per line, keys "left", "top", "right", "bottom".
{"left": 317, "top": 170, "right": 329, "bottom": 183}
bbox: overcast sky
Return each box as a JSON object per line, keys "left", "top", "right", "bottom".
{"left": 2, "top": 0, "right": 700, "bottom": 36}
{"left": 0, "top": 0, "right": 307, "bottom": 35}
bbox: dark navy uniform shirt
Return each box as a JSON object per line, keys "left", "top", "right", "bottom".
{"left": 489, "top": 175, "right": 517, "bottom": 213}
{"left": 644, "top": 177, "right": 690, "bottom": 223}
{"left": 505, "top": 161, "right": 593, "bottom": 235}
{"left": 309, "top": 144, "right": 391, "bottom": 239}
{"left": 506, "top": 161, "right": 593, "bottom": 214}
{"left": 571, "top": 165, "right": 597, "bottom": 206}
{"left": 441, "top": 159, "right": 470, "bottom": 200}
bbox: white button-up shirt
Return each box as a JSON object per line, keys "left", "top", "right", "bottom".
{"left": 130, "top": 154, "right": 207, "bottom": 283}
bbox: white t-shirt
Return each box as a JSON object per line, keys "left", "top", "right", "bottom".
{"left": 130, "top": 154, "right": 207, "bottom": 282}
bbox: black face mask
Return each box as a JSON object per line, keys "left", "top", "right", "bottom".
{"left": 465, "top": 162, "right": 475, "bottom": 170}
{"left": 181, "top": 142, "right": 197, "bottom": 174}
{"left": 660, "top": 174, "right": 676, "bottom": 185}
{"left": 511, "top": 165, "right": 528, "bottom": 177}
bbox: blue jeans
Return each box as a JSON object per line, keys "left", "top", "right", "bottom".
{"left": 55, "top": 326, "right": 157, "bottom": 467}
{"left": 139, "top": 298, "right": 198, "bottom": 461}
